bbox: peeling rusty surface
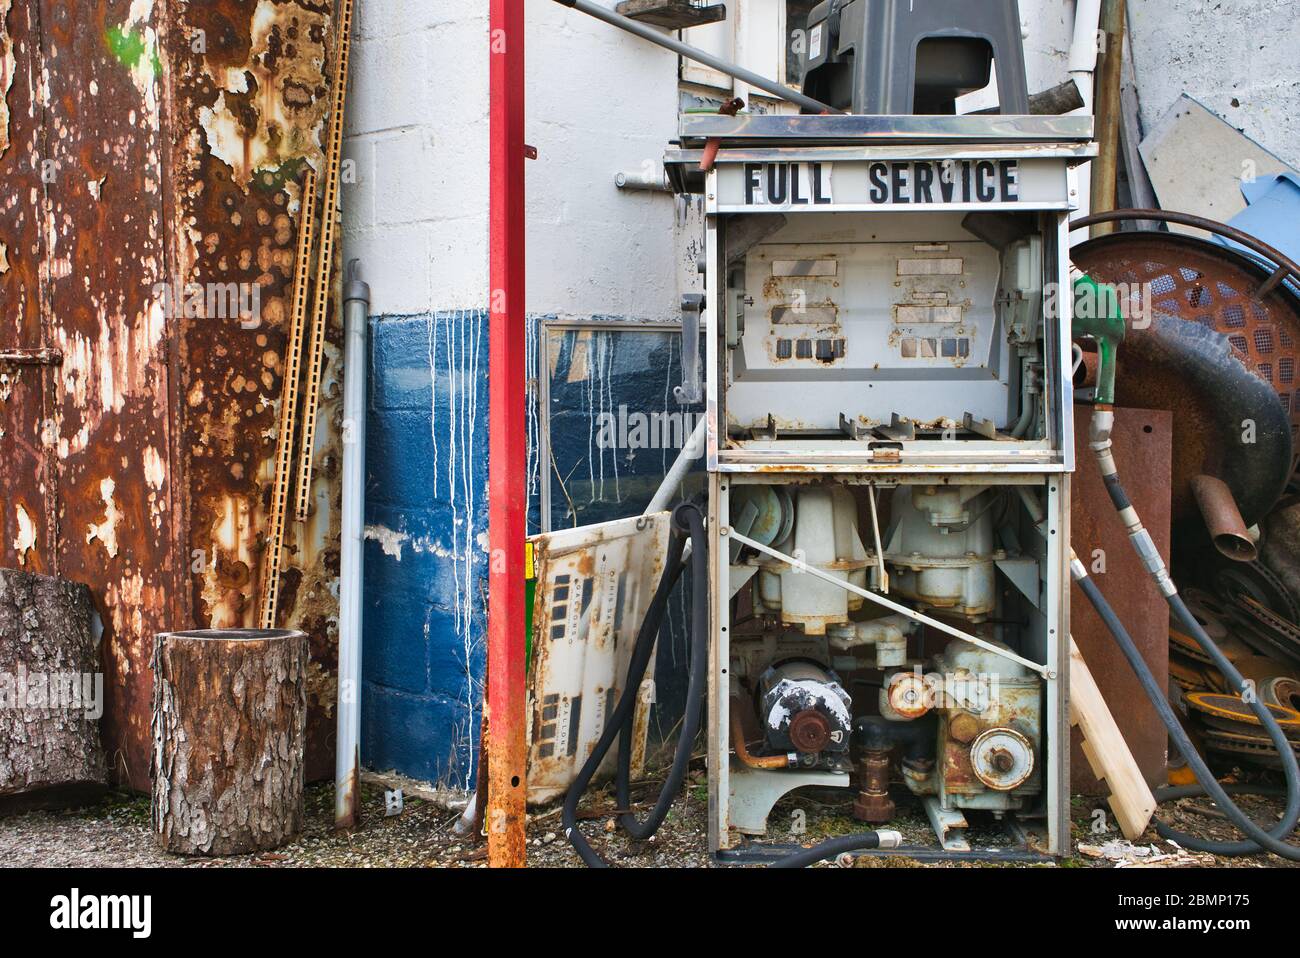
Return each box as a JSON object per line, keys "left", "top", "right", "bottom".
{"left": 34, "top": 0, "right": 176, "bottom": 790}
{"left": 0, "top": 0, "right": 343, "bottom": 789}
{"left": 0, "top": 0, "right": 54, "bottom": 578}
{"left": 167, "top": 0, "right": 341, "bottom": 783}
{"left": 1070, "top": 406, "right": 1172, "bottom": 794}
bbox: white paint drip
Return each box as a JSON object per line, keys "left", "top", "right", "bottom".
{"left": 425, "top": 310, "right": 485, "bottom": 791}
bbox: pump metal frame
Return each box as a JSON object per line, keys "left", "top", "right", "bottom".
{"left": 685, "top": 114, "right": 1092, "bottom": 856}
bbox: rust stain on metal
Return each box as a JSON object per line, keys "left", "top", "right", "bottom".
{"left": 171, "top": 0, "right": 342, "bottom": 782}
{"left": 0, "top": 0, "right": 344, "bottom": 788}
{"left": 1070, "top": 405, "right": 1172, "bottom": 793}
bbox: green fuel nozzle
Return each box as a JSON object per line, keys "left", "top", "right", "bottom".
{"left": 1072, "top": 274, "right": 1126, "bottom": 406}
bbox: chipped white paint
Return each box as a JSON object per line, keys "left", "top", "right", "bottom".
{"left": 118, "top": 0, "right": 160, "bottom": 115}
{"left": 86, "top": 477, "right": 121, "bottom": 558}
{"left": 364, "top": 523, "right": 408, "bottom": 560}
{"left": 199, "top": 0, "right": 328, "bottom": 188}
{"left": 12, "top": 503, "right": 35, "bottom": 565}
{"left": 0, "top": 0, "right": 13, "bottom": 160}
{"left": 143, "top": 445, "right": 165, "bottom": 490}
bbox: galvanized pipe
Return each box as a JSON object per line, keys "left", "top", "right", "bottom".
{"left": 646, "top": 417, "right": 706, "bottom": 515}
{"left": 1190, "top": 474, "right": 1259, "bottom": 562}
{"left": 551, "top": 0, "right": 843, "bottom": 115}
{"left": 335, "top": 261, "right": 369, "bottom": 829}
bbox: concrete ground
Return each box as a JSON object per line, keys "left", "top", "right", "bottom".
{"left": 2, "top": 760, "right": 1296, "bottom": 868}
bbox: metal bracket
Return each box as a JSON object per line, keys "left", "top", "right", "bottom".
{"left": 674, "top": 293, "right": 704, "bottom": 405}
{"left": 750, "top": 413, "right": 778, "bottom": 441}
{"left": 874, "top": 414, "right": 915, "bottom": 442}
{"left": 838, "top": 412, "right": 870, "bottom": 441}
{"left": 962, "top": 412, "right": 1001, "bottom": 440}
{"left": 922, "top": 797, "right": 971, "bottom": 852}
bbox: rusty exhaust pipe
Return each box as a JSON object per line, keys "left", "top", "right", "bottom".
{"left": 1191, "top": 474, "right": 1259, "bottom": 562}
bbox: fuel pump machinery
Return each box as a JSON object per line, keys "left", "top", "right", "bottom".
{"left": 550, "top": 0, "right": 1300, "bottom": 867}
{"left": 662, "top": 110, "right": 1094, "bottom": 855}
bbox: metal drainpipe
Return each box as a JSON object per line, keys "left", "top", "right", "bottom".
{"left": 335, "top": 260, "right": 369, "bottom": 830}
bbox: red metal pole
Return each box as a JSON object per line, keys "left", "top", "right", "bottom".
{"left": 487, "top": 0, "right": 528, "bottom": 868}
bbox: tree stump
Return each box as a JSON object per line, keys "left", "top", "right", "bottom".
{"left": 0, "top": 569, "right": 108, "bottom": 808}
{"left": 151, "top": 628, "right": 308, "bottom": 855}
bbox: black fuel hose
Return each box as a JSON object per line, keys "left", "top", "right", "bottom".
{"left": 563, "top": 503, "right": 898, "bottom": 867}
{"left": 562, "top": 506, "right": 690, "bottom": 867}
{"left": 1073, "top": 570, "right": 1300, "bottom": 858}
{"left": 1079, "top": 407, "right": 1300, "bottom": 858}
{"left": 614, "top": 504, "right": 709, "bottom": 840}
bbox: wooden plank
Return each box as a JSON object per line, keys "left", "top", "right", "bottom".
{"left": 1070, "top": 637, "right": 1158, "bottom": 840}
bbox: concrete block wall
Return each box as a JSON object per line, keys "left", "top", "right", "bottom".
{"left": 1128, "top": 0, "right": 1300, "bottom": 169}
{"left": 344, "top": 0, "right": 491, "bottom": 789}
{"left": 361, "top": 310, "right": 488, "bottom": 788}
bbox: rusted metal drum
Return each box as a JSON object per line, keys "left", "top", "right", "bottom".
{"left": 1073, "top": 231, "right": 1300, "bottom": 528}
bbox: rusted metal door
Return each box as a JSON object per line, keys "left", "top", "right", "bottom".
{"left": 0, "top": 1, "right": 57, "bottom": 576}
{"left": 0, "top": 1, "right": 344, "bottom": 789}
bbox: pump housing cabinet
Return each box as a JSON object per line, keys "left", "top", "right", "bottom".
{"left": 666, "top": 113, "right": 1095, "bottom": 857}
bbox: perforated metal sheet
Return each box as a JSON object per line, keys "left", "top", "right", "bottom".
{"left": 1073, "top": 231, "right": 1300, "bottom": 445}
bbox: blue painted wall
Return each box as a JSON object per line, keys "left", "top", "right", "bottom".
{"left": 362, "top": 313, "right": 699, "bottom": 789}
{"left": 362, "top": 310, "right": 492, "bottom": 789}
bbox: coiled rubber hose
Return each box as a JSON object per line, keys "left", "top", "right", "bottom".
{"left": 1077, "top": 408, "right": 1300, "bottom": 859}
{"left": 563, "top": 503, "right": 895, "bottom": 867}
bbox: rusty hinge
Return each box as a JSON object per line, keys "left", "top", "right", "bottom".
{"left": 0, "top": 348, "right": 62, "bottom": 366}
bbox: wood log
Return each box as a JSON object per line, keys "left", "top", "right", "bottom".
{"left": 0, "top": 568, "right": 107, "bottom": 808}
{"left": 151, "top": 628, "right": 308, "bottom": 855}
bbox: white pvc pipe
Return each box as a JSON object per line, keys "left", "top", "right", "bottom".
{"left": 1069, "top": 0, "right": 1104, "bottom": 78}
{"left": 335, "top": 261, "right": 369, "bottom": 828}
{"left": 1068, "top": 0, "right": 1105, "bottom": 234}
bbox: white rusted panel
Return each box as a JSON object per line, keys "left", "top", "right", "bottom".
{"left": 526, "top": 511, "right": 672, "bottom": 803}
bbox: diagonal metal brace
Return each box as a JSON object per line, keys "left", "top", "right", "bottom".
{"left": 727, "top": 528, "right": 1052, "bottom": 679}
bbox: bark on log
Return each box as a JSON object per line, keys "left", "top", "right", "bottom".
{"left": 0, "top": 568, "right": 108, "bottom": 807}
{"left": 151, "top": 629, "right": 307, "bottom": 855}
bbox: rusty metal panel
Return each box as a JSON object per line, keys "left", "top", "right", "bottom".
{"left": 34, "top": 0, "right": 180, "bottom": 789}
{"left": 1070, "top": 404, "right": 1172, "bottom": 794}
{"left": 527, "top": 512, "right": 671, "bottom": 804}
{"left": 0, "top": 0, "right": 343, "bottom": 788}
{"left": 164, "top": 0, "right": 341, "bottom": 782}
{"left": 0, "top": 0, "right": 56, "bottom": 576}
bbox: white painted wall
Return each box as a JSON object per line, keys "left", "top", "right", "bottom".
{"left": 1128, "top": 0, "right": 1300, "bottom": 168}
{"left": 344, "top": 0, "right": 489, "bottom": 316}
{"left": 526, "top": 2, "right": 682, "bottom": 321}
{"left": 342, "top": 0, "right": 1300, "bottom": 323}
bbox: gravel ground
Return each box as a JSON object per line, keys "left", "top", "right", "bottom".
{"left": 2, "top": 763, "right": 1296, "bottom": 868}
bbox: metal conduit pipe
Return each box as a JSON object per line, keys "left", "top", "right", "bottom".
{"left": 550, "top": 0, "right": 843, "bottom": 115}
{"left": 730, "top": 695, "right": 797, "bottom": 769}
{"left": 335, "top": 261, "right": 369, "bottom": 829}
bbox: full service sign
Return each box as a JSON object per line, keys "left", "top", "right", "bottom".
{"left": 730, "top": 158, "right": 1052, "bottom": 210}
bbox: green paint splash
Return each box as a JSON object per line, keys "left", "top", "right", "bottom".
{"left": 105, "top": 25, "right": 147, "bottom": 69}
